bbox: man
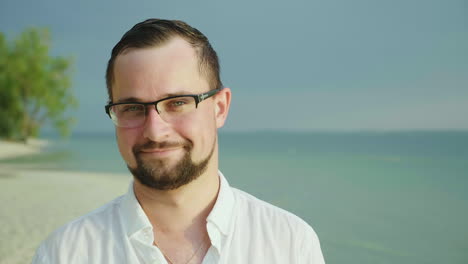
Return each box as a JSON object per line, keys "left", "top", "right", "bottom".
{"left": 32, "top": 19, "right": 325, "bottom": 264}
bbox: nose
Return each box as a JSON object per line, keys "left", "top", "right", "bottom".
{"left": 142, "top": 106, "right": 171, "bottom": 142}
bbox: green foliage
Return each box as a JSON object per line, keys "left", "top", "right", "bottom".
{"left": 0, "top": 28, "right": 77, "bottom": 141}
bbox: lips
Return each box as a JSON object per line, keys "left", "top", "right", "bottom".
{"left": 133, "top": 140, "right": 192, "bottom": 158}
{"left": 138, "top": 147, "right": 184, "bottom": 159}
{"left": 140, "top": 147, "right": 180, "bottom": 153}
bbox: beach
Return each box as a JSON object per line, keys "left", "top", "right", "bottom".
{"left": 0, "top": 139, "right": 47, "bottom": 160}
{"left": 1, "top": 132, "right": 467, "bottom": 264}
{"left": 0, "top": 140, "right": 130, "bottom": 264}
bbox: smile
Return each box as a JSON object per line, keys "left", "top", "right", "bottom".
{"left": 139, "top": 147, "right": 183, "bottom": 157}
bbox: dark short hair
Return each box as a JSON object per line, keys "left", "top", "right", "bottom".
{"left": 105, "top": 18, "right": 222, "bottom": 101}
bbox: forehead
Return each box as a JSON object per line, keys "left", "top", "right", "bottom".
{"left": 112, "top": 37, "right": 207, "bottom": 102}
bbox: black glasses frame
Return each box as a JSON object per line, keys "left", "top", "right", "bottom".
{"left": 105, "top": 87, "right": 222, "bottom": 118}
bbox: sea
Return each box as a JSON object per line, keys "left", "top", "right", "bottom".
{"left": 7, "top": 131, "right": 468, "bottom": 263}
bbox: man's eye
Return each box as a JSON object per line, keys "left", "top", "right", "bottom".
{"left": 171, "top": 100, "right": 186, "bottom": 107}
{"left": 161, "top": 97, "right": 193, "bottom": 113}
{"left": 122, "top": 105, "right": 143, "bottom": 112}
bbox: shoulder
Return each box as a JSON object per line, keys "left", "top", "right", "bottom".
{"left": 232, "top": 187, "right": 314, "bottom": 232}
{"left": 230, "top": 188, "right": 324, "bottom": 262}
{"left": 32, "top": 196, "right": 124, "bottom": 263}
{"left": 233, "top": 188, "right": 317, "bottom": 238}
{"left": 50, "top": 195, "right": 124, "bottom": 240}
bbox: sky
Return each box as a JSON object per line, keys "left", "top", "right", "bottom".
{"left": 1, "top": 0, "right": 467, "bottom": 133}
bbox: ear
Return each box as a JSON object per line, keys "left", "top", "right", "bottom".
{"left": 214, "top": 87, "right": 232, "bottom": 128}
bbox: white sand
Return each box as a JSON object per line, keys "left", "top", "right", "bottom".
{"left": 0, "top": 140, "right": 131, "bottom": 263}
{"left": 0, "top": 158, "right": 130, "bottom": 264}
{"left": 0, "top": 139, "right": 48, "bottom": 160}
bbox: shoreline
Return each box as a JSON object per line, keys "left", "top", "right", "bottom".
{"left": 0, "top": 139, "right": 49, "bottom": 160}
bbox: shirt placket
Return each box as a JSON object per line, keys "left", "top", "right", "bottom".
{"left": 131, "top": 228, "right": 169, "bottom": 264}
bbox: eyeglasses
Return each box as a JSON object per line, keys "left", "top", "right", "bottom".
{"left": 105, "top": 88, "right": 222, "bottom": 128}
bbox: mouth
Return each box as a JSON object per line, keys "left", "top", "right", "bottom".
{"left": 139, "top": 147, "right": 183, "bottom": 158}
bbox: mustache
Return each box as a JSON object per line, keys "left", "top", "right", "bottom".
{"left": 133, "top": 140, "right": 191, "bottom": 153}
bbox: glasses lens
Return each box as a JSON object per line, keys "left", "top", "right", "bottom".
{"left": 110, "top": 104, "right": 146, "bottom": 128}
{"left": 158, "top": 96, "right": 196, "bottom": 122}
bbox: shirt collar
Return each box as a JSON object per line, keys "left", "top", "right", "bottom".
{"left": 206, "top": 171, "right": 235, "bottom": 236}
{"left": 120, "top": 182, "right": 153, "bottom": 238}
{"left": 119, "top": 171, "right": 235, "bottom": 239}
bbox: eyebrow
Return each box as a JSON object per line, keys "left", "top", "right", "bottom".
{"left": 115, "top": 97, "right": 141, "bottom": 103}
{"left": 114, "top": 91, "right": 195, "bottom": 104}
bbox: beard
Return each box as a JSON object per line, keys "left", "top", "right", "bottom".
{"left": 127, "top": 138, "right": 215, "bottom": 190}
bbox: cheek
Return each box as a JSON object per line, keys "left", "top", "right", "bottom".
{"left": 188, "top": 110, "right": 217, "bottom": 153}
{"left": 116, "top": 128, "right": 138, "bottom": 166}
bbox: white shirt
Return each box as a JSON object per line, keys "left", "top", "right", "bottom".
{"left": 32, "top": 172, "right": 325, "bottom": 264}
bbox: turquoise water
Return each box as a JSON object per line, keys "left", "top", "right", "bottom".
{"left": 8, "top": 131, "right": 468, "bottom": 263}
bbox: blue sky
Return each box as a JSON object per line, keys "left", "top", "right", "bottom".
{"left": 1, "top": 0, "right": 467, "bottom": 132}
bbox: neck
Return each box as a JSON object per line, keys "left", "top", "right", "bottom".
{"left": 133, "top": 165, "right": 220, "bottom": 233}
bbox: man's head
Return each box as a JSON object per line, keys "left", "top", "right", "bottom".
{"left": 106, "top": 19, "right": 231, "bottom": 190}
{"left": 106, "top": 18, "right": 222, "bottom": 101}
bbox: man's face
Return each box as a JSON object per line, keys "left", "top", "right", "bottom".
{"left": 111, "top": 37, "right": 229, "bottom": 190}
